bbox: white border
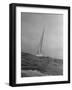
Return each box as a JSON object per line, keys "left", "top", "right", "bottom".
{"left": 16, "top": 6, "right": 68, "bottom": 84}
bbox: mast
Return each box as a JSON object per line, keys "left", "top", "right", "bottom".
{"left": 36, "top": 27, "right": 45, "bottom": 56}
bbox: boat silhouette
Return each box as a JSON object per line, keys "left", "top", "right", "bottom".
{"left": 36, "top": 27, "right": 45, "bottom": 57}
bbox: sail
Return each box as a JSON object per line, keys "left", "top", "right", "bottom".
{"left": 36, "top": 27, "right": 45, "bottom": 56}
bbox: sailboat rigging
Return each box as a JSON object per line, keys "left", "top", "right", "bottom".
{"left": 36, "top": 27, "right": 45, "bottom": 56}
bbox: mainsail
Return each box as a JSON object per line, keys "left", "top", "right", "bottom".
{"left": 36, "top": 27, "right": 45, "bottom": 56}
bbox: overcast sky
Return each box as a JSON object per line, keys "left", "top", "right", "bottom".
{"left": 21, "top": 12, "right": 63, "bottom": 59}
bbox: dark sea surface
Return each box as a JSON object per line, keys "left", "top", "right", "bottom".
{"left": 21, "top": 52, "right": 63, "bottom": 77}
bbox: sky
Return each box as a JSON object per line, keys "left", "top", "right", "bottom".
{"left": 21, "top": 12, "right": 63, "bottom": 59}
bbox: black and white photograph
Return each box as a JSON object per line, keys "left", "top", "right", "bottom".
{"left": 9, "top": 3, "right": 70, "bottom": 87}
{"left": 21, "top": 12, "right": 63, "bottom": 77}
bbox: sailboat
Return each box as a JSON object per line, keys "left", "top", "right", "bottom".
{"left": 36, "top": 27, "right": 45, "bottom": 57}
